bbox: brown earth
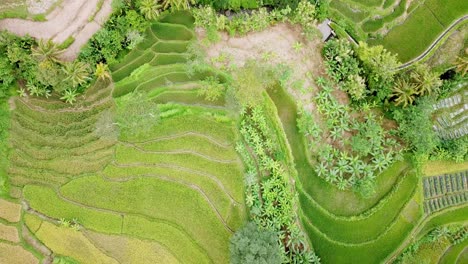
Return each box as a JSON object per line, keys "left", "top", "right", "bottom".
{"left": 0, "top": 199, "right": 22, "bottom": 222}
{"left": 199, "top": 23, "right": 326, "bottom": 112}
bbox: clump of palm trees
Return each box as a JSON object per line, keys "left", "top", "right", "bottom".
{"left": 236, "top": 106, "right": 320, "bottom": 263}
{"left": 22, "top": 39, "right": 111, "bottom": 104}
{"left": 137, "top": 0, "right": 195, "bottom": 20}
{"left": 298, "top": 78, "right": 402, "bottom": 196}
{"left": 391, "top": 63, "right": 442, "bottom": 107}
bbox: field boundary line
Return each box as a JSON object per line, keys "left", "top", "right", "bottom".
{"left": 101, "top": 174, "right": 235, "bottom": 233}
{"left": 110, "top": 161, "right": 242, "bottom": 204}
{"left": 395, "top": 15, "right": 468, "bottom": 69}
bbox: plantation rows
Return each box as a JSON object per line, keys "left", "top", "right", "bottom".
{"left": 422, "top": 171, "right": 468, "bottom": 214}
{"left": 329, "top": 0, "right": 417, "bottom": 38}
{"left": 433, "top": 90, "right": 468, "bottom": 139}
{"left": 423, "top": 193, "right": 468, "bottom": 214}
{"left": 331, "top": 0, "right": 467, "bottom": 62}
{"left": 110, "top": 11, "right": 197, "bottom": 98}
{"left": 423, "top": 171, "right": 468, "bottom": 199}
{"left": 432, "top": 93, "right": 464, "bottom": 111}
{"left": 7, "top": 79, "right": 116, "bottom": 195}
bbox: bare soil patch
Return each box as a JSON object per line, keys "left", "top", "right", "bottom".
{"left": 85, "top": 230, "right": 179, "bottom": 264}
{"left": 0, "top": 0, "right": 113, "bottom": 61}
{"left": 0, "top": 222, "right": 20, "bottom": 243}
{"left": 0, "top": 243, "right": 39, "bottom": 264}
{"left": 199, "top": 23, "right": 326, "bottom": 112}
{"left": 27, "top": 0, "right": 59, "bottom": 15}
{"left": 0, "top": 199, "right": 22, "bottom": 223}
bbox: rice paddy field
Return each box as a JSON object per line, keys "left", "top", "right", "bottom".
{"left": 330, "top": 0, "right": 468, "bottom": 62}
{"left": 1, "top": 6, "right": 467, "bottom": 264}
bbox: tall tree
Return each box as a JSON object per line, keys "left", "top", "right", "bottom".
{"left": 410, "top": 64, "right": 442, "bottom": 96}
{"left": 32, "top": 39, "right": 63, "bottom": 63}
{"left": 356, "top": 42, "right": 400, "bottom": 100}
{"left": 230, "top": 222, "right": 281, "bottom": 264}
{"left": 391, "top": 78, "right": 417, "bottom": 107}
{"left": 62, "top": 61, "right": 90, "bottom": 88}
{"left": 454, "top": 55, "right": 468, "bottom": 77}
{"left": 95, "top": 62, "right": 111, "bottom": 81}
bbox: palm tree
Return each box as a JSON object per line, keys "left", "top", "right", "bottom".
{"left": 391, "top": 78, "right": 417, "bottom": 107}
{"left": 337, "top": 177, "right": 348, "bottom": 190}
{"left": 62, "top": 61, "right": 90, "bottom": 88}
{"left": 315, "top": 77, "right": 327, "bottom": 88}
{"left": 139, "top": 0, "right": 162, "bottom": 20}
{"left": 61, "top": 89, "right": 78, "bottom": 104}
{"left": 32, "top": 39, "right": 63, "bottom": 63}
{"left": 454, "top": 55, "right": 468, "bottom": 76}
{"left": 411, "top": 64, "right": 442, "bottom": 95}
{"left": 316, "top": 162, "right": 328, "bottom": 178}
{"left": 95, "top": 62, "right": 111, "bottom": 81}
{"left": 372, "top": 155, "right": 388, "bottom": 172}
{"left": 26, "top": 83, "right": 43, "bottom": 97}
{"left": 162, "top": 0, "right": 194, "bottom": 10}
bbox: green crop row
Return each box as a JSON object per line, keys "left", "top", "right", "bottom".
{"left": 159, "top": 10, "right": 195, "bottom": 29}
{"left": 23, "top": 185, "right": 212, "bottom": 263}
{"left": 120, "top": 109, "right": 236, "bottom": 143}
{"left": 60, "top": 175, "right": 232, "bottom": 263}
{"left": 103, "top": 163, "right": 240, "bottom": 216}
{"left": 298, "top": 170, "right": 418, "bottom": 243}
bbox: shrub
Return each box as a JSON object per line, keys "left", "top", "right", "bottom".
{"left": 393, "top": 97, "right": 439, "bottom": 156}
{"left": 198, "top": 76, "right": 226, "bottom": 101}
{"left": 230, "top": 222, "right": 282, "bottom": 264}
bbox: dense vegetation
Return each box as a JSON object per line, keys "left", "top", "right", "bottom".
{"left": 0, "top": 0, "right": 466, "bottom": 263}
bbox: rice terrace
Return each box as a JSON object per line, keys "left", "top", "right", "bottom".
{"left": 0, "top": 0, "right": 467, "bottom": 263}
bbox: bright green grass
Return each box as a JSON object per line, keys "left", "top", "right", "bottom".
{"left": 103, "top": 163, "right": 240, "bottom": 219}
{"left": 372, "top": 0, "right": 464, "bottom": 62}
{"left": 301, "top": 212, "right": 419, "bottom": 264}
{"left": 350, "top": 0, "right": 383, "bottom": 8}
{"left": 60, "top": 175, "right": 232, "bottom": 263}
{"left": 425, "top": 0, "right": 468, "bottom": 26}
{"left": 114, "top": 144, "right": 243, "bottom": 194}
{"left": 439, "top": 239, "right": 468, "bottom": 264}
{"left": 417, "top": 205, "right": 468, "bottom": 237}
{"left": 0, "top": 101, "right": 10, "bottom": 197}
{"left": 151, "top": 89, "right": 226, "bottom": 107}
{"left": 267, "top": 86, "right": 409, "bottom": 216}
{"left": 8, "top": 81, "right": 115, "bottom": 188}
{"left": 362, "top": 0, "right": 407, "bottom": 32}
{"left": 159, "top": 10, "right": 195, "bottom": 29}
{"left": 132, "top": 133, "right": 238, "bottom": 161}
{"left": 23, "top": 185, "right": 122, "bottom": 233}
{"left": 383, "top": 0, "right": 397, "bottom": 9}
{"left": 151, "top": 22, "right": 194, "bottom": 41}
{"left": 298, "top": 170, "right": 418, "bottom": 243}
{"left": 330, "top": 1, "right": 369, "bottom": 23}
{"left": 119, "top": 110, "right": 236, "bottom": 144}
{"left": 153, "top": 41, "right": 190, "bottom": 53}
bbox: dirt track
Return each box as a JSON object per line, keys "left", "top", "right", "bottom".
{"left": 0, "top": 0, "right": 113, "bottom": 61}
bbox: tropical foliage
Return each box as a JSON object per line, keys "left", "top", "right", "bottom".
{"left": 237, "top": 105, "right": 320, "bottom": 263}
{"left": 298, "top": 78, "right": 402, "bottom": 196}
{"left": 230, "top": 222, "right": 282, "bottom": 264}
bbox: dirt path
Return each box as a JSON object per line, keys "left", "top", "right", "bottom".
{"left": 0, "top": 0, "right": 113, "bottom": 61}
